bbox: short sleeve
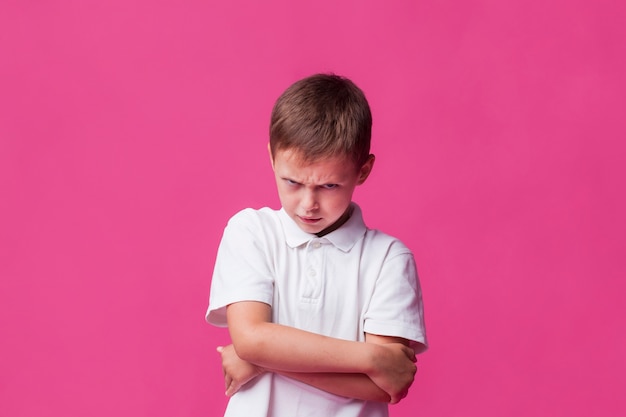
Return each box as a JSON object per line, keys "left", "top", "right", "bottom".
{"left": 206, "top": 209, "right": 275, "bottom": 327}
{"left": 363, "top": 244, "right": 427, "bottom": 351}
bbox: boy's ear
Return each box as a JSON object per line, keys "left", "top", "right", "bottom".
{"left": 357, "top": 154, "right": 375, "bottom": 185}
{"left": 267, "top": 143, "right": 275, "bottom": 170}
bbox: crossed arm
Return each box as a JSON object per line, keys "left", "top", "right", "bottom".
{"left": 218, "top": 300, "right": 420, "bottom": 403}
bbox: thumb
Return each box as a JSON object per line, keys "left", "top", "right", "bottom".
{"left": 216, "top": 346, "right": 223, "bottom": 353}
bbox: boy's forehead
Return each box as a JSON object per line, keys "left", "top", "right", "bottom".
{"left": 276, "top": 148, "right": 352, "bottom": 167}
{"left": 273, "top": 148, "right": 357, "bottom": 179}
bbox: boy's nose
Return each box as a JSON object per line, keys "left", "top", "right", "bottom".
{"left": 301, "top": 190, "right": 318, "bottom": 211}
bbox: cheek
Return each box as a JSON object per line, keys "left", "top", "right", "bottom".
{"left": 327, "top": 191, "right": 352, "bottom": 209}
{"left": 278, "top": 188, "right": 296, "bottom": 206}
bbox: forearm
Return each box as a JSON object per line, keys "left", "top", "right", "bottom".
{"left": 233, "top": 320, "right": 374, "bottom": 374}
{"left": 226, "top": 301, "right": 417, "bottom": 403}
{"left": 273, "top": 371, "right": 390, "bottom": 403}
{"left": 272, "top": 334, "right": 416, "bottom": 403}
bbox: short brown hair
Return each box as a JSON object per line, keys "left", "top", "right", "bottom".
{"left": 269, "top": 74, "right": 372, "bottom": 168}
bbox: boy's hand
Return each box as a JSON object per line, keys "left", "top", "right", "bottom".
{"left": 366, "top": 342, "right": 417, "bottom": 404}
{"left": 217, "top": 344, "right": 265, "bottom": 396}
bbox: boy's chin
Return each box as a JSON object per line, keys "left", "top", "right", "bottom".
{"left": 296, "top": 222, "right": 326, "bottom": 235}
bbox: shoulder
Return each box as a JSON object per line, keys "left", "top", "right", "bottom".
{"left": 226, "top": 207, "right": 283, "bottom": 230}
{"left": 227, "top": 207, "right": 280, "bottom": 227}
{"left": 224, "top": 207, "right": 283, "bottom": 241}
{"left": 362, "top": 227, "right": 413, "bottom": 258}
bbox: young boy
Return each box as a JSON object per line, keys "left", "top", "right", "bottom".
{"left": 206, "top": 74, "right": 427, "bottom": 417}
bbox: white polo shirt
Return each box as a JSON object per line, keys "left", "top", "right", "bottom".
{"left": 207, "top": 203, "right": 427, "bottom": 417}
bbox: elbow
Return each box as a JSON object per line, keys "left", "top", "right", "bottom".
{"left": 233, "top": 341, "right": 259, "bottom": 363}
{"left": 365, "top": 387, "right": 392, "bottom": 403}
{"left": 376, "top": 392, "right": 392, "bottom": 404}
{"left": 231, "top": 326, "right": 268, "bottom": 364}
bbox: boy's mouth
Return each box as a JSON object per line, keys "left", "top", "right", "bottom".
{"left": 298, "top": 216, "right": 322, "bottom": 224}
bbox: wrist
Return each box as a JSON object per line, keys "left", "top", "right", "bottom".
{"left": 361, "top": 342, "right": 382, "bottom": 376}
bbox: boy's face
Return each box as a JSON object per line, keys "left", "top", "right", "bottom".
{"left": 270, "top": 146, "right": 374, "bottom": 235}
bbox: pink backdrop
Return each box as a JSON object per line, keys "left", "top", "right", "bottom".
{"left": 1, "top": 1, "right": 625, "bottom": 416}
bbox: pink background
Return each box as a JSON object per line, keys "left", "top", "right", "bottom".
{"left": 1, "top": 1, "right": 625, "bottom": 416}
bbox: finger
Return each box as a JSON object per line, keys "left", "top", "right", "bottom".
{"left": 390, "top": 388, "right": 408, "bottom": 404}
{"left": 404, "top": 346, "right": 417, "bottom": 362}
{"left": 216, "top": 346, "right": 223, "bottom": 353}
{"left": 224, "top": 375, "right": 232, "bottom": 392}
{"left": 226, "top": 380, "right": 240, "bottom": 397}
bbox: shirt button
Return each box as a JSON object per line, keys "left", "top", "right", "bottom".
{"left": 313, "top": 242, "right": 321, "bottom": 249}
{"left": 308, "top": 269, "right": 316, "bottom": 277}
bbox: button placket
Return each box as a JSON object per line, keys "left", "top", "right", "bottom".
{"left": 302, "top": 239, "right": 323, "bottom": 300}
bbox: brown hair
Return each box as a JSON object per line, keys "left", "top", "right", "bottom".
{"left": 269, "top": 74, "right": 372, "bottom": 168}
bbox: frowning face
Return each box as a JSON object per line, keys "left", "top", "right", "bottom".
{"left": 270, "top": 147, "right": 374, "bottom": 235}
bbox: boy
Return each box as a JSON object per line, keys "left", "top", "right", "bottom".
{"left": 206, "top": 74, "right": 427, "bottom": 417}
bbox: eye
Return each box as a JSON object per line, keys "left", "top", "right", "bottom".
{"left": 322, "top": 184, "right": 338, "bottom": 190}
{"left": 285, "top": 179, "right": 300, "bottom": 186}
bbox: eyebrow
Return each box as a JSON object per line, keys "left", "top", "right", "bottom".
{"left": 276, "top": 166, "right": 349, "bottom": 185}
{"left": 281, "top": 176, "right": 342, "bottom": 186}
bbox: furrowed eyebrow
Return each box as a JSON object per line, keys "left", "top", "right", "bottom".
{"left": 280, "top": 176, "right": 344, "bottom": 186}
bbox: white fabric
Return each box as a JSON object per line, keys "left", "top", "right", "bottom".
{"left": 206, "top": 203, "right": 427, "bottom": 417}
